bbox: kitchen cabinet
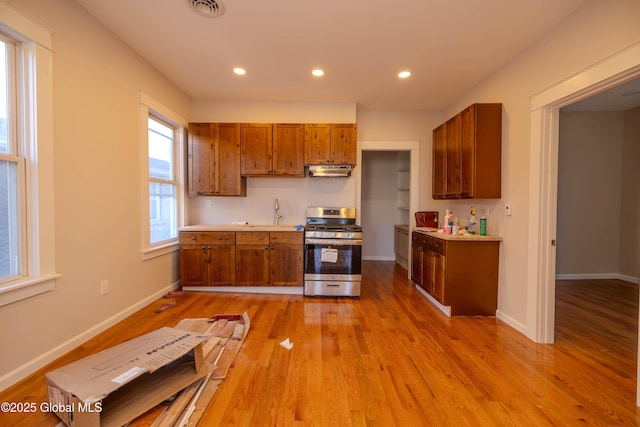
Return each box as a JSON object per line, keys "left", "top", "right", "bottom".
{"left": 188, "top": 123, "right": 246, "bottom": 196}
{"left": 269, "top": 231, "right": 304, "bottom": 286}
{"left": 445, "top": 115, "right": 462, "bottom": 197}
{"left": 235, "top": 231, "right": 270, "bottom": 286}
{"left": 394, "top": 225, "right": 409, "bottom": 269}
{"left": 432, "top": 124, "right": 446, "bottom": 199}
{"left": 235, "top": 231, "right": 304, "bottom": 286}
{"left": 179, "top": 229, "right": 303, "bottom": 287}
{"left": 240, "top": 123, "right": 305, "bottom": 176}
{"left": 432, "top": 103, "right": 502, "bottom": 199}
{"left": 273, "top": 124, "right": 305, "bottom": 176}
{"left": 240, "top": 123, "right": 273, "bottom": 176}
{"left": 460, "top": 103, "right": 502, "bottom": 198}
{"left": 411, "top": 231, "right": 500, "bottom": 315}
{"left": 304, "top": 123, "right": 357, "bottom": 165}
{"left": 179, "top": 231, "right": 236, "bottom": 286}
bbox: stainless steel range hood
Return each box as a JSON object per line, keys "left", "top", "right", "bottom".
{"left": 308, "top": 165, "right": 353, "bottom": 177}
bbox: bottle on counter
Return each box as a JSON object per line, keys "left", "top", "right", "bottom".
{"left": 479, "top": 214, "right": 487, "bottom": 236}
{"left": 452, "top": 217, "right": 460, "bottom": 235}
{"left": 468, "top": 206, "right": 477, "bottom": 234}
{"left": 444, "top": 209, "right": 451, "bottom": 234}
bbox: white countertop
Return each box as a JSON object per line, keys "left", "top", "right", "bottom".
{"left": 179, "top": 224, "right": 303, "bottom": 232}
{"left": 414, "top": 227, "right": 502, "bottom": 242}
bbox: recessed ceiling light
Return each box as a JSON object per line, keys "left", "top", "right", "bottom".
{"left": 398, "top": 71, "right": 411, "bottom": 79}
{"left": 233, "top": 67, "right": 246, "bottom": 75}
{"left": 312, "top": 69, "right": 325, "bottom": 77}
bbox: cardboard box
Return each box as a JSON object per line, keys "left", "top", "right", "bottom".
{"left": 46, "top": 327, "right": 211, "bottom": 427}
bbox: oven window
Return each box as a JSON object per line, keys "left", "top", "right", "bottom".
{"left": 305, "top": 243, "right": 362, "bottom": 276}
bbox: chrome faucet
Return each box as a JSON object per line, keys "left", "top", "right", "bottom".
{"left": 274, "top": 198, "right": 282, "bottom": 225}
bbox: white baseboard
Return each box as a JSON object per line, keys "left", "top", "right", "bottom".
{"left": 0, "top": 282, "right": 179, "bottom": 392}
{"left": 555, "top": 272, "right": 640, "bottom": 284}
{"left": 415, "top": 285, "right": 451, "bottom": 317}
{"left": 496, "top": 309, "right": 528, "bottom": 337}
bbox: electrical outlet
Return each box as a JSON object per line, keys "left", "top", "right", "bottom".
{"left": 505, "top": 204, "right": 512, "bottom": 216}
{"left": 206, "top": 199, "right": 212, "bottom": 208}
{"left": 100, "top": 280, "right": 109, "bottom": 296}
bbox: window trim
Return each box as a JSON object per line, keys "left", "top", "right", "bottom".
{"left": 139, "top": 91, "right": 187, "bottom": 261}
{"left": 0, "top": 2, "right": 58, "bottom": 307}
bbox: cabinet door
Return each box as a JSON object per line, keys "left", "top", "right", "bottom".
{"left": 236, "top": 244, "right": 269, "bottom": 286}
{"left": 241, "top": 123, "right": 273, "bottom": 175}
{"left": 273, "top": 124, "right": 304, "bottom": 176}
{"left": 432, "top": 124, "right": 446, "bottom": 199}
{"left": 270, "top": 243, "right": 303, "bottom": 286}
{"left": 215, "top": 123, "right": 246, "bottom": 196}
{"left": 180, "top": 245, "right": 208, "bottom": 286}
{"left": 330, "top": 124, "right": 357, "bottom": 165}
{"left": 304, "top": 124, "right": 332, "bottom": 165}
{"left": 410, "top": 233, "right": 426, "bottom": 286}
{"left": 208, "top": 244, "right": 236, "bottom": 286}
{"left": 460, "top": 106, "right": 476, "bottom": 198}
{"left": 445, "top": 115, "right": 461, "bottom": 198}
{"left": 188, "top": 124, "right": 214, "bottom": 196}
{"left": 430, "top": 252, "right": 445, "bottom": 304}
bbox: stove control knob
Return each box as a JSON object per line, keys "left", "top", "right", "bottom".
{"left": 346, "top": 233, "right": 354, "bottom": 238}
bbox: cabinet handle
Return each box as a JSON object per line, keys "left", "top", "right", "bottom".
{"left": 191, "top": 236, "right": 196, "bottom": 240}
{"left": 217, "top": 236, "right": 222, "bottom": 240}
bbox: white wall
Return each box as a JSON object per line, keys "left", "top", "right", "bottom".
{"left": 620, "top": 107, "right": 640, "bottom": 280}
{"left": 0, "top": 0, "right": 191, "bottom": 390}
{"left": 557, "top": 111, "right": 625, "bottom": 276}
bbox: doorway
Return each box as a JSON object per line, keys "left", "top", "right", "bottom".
{"left": 354, "top": 141, "right": 420, "bottom": 275}
{"left": 529, "top": 41, "right": 640, "bottom": 404}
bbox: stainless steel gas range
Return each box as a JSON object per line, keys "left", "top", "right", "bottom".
{"left": 304, "top": 207, "right": 363, "bottom": 297}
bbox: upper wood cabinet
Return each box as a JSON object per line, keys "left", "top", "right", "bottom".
{"left": 432, "top": 103, "right": 501, "bottom": 199}
{"left": 432, "top": 124, "right": 446, "bottom": 198}
{"left": 188, "top": 123, "right": 246, "bottom": 197}
{"left": 304, "top": 123, "right": 357, "bottom": 165}
{"left": 460, "top": 104, "right": 502, "bottom": 198}
{"left": 241, "top": 123, "right": 305, "bottom": 176}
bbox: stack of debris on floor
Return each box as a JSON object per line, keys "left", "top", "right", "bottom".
{"left": 45, "top": 312, "right": 250, "bottom": 427}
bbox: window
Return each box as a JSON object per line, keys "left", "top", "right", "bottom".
{"left": 0, "top": 4, "right": 57, "bottom": 307}
{"left": 148, "top": 116, "right": 177, "bottom": 245}
{"left": 0, "top": 36, "right": 24, "bottom": 283}
{"left": 139, "top": 91, "right": 186, "bottom": 259}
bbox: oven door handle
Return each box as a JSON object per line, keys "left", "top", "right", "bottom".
{"left": 305, "top": 239, "right": 362, "bottom": 245}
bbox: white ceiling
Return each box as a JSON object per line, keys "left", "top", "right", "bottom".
{"left": 72, "top": 0, "right": 592, "bottom": 111}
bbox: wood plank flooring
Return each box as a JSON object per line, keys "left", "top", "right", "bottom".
{"left": 1, "top": 262, "right": 639, "bottom": 426}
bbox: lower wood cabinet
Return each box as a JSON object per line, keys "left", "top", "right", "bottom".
{"left": 394, "top": 225, "right": 409, "bottom": 269}
{"left": 179, "top": 230, "right": 303, "bottom": 287}
{"left": 235, "top": 232, "right": 270, "bottom": 286}
{"left": 179, "top": 231, "right": 236, "bottom": 286}
{"left": 411, "top": 231, "right": 499, "bottom": 316}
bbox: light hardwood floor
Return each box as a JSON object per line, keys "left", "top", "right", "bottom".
{"left": 1, "top": 262, "right": 639, "bottom": 426}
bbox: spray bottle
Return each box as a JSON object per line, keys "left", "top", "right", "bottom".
{"left": 468, "top": 206, "right": 477, "bottom": 234}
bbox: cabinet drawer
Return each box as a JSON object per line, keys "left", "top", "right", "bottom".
{"left": 179, "top": 231, "right": 235, "bottom": 245}
{"left": 236, "top": 231, "right": 269, "bottom": 245}
{"left": 270, "top": 231, "right": 302, "bottom": 245}
{"left": 429, "top": 237, "right": 446, "bottom": 255}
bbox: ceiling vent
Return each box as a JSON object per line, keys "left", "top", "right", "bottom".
{"left": 187, "top": 0, "right": 225, "bottom": 18}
